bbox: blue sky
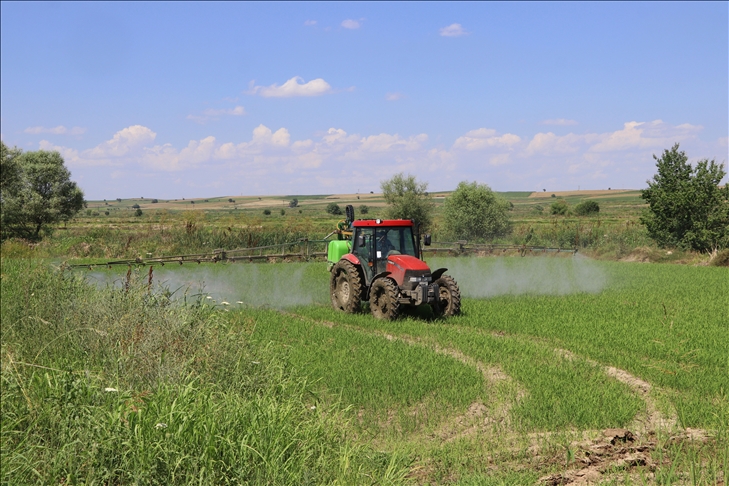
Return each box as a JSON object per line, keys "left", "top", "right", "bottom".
{"left": 1, "top": 1, "right": 727, "bottom": 200}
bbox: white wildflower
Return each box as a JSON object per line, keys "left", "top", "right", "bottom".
{"left": 104, "top": 387, "right": 118, "bottom": 392}
{"left": 236, "top": 301, "right": 244, "bottom": 304}
{"left": 206, "top": 296, "right": 212, "bottom": 300}
{"left": 155, "top": 423, "right": 168, "bottom": 429}
{"left": 251, "top": 361, "right": 260, "bottom": 365}
{"left": 221, "top": 301, "right": 230, "bottom": 306}
{"left": 310, "top": 406, "right": 316, "bottom": 410}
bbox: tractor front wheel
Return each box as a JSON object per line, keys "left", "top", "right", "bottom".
{"left": 330, "top": 260, "right": 364, "bottom": 313}
{"left": 433, "top": 275, "right": 461, "bottom": 317}
{"left": 369, "top": 278, "right": 401, "bottom": 320}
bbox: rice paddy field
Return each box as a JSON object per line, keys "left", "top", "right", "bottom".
{"left": 1, "top": 255, "right": 727, "bottom": 484}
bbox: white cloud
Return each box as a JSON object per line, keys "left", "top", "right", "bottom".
{"left": 589, "top": 120, "right": 701, "bottom": 153}
{"left": 322, "top": 127, "right": 359, "bottom": 146}
{"left": 357, "top": 133, "right": 427, "bottom": 153}
{"left": 39, "top": 119, "right": 719, "bottom": 198}
{"left": 25, "top": 125, "right": 86, "bottom": 135}
{"left": 304, "top": 20, "right": 317, "bottom": 26}
{"left": 540, "top": 119, "right": 578, "bottom": 126}
{"left": 251, "top": 124, "right": 291, "bottom": 147}
{"left": 39, "top": 140, "right": 82, "bottom": 165}
{"left": 524, "top": 120, "right": 703, "bottom": 157}
{"left": 524, "top": 132, "right": 599, "bottom": 156}
{"left": 453, "top": 128, "right": 521, "bottom": 151}
{"left": 143, "top": 136, "right": 217, "bottom": 171}
{"left": 341, "top": 19, "right": 360, "bottom": 29}
{"left": 440, "top": 23, "right": 467, "bottom": 37}
{"left": 85, "top": 125, "right": 156, "bottom": 159}
{"left": 385, "top": 92, "right": 404, "bottom": 101}
{"left": 247, "top": 76, "right": 334, "bottom": 98}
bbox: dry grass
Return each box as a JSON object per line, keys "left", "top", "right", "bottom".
{"left": 528, "top": 189, "right": 637, "bottom": 198}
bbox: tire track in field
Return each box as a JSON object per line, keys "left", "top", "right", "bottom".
{"left": 554, "top": 348, "right": 679, "bottom": 434}
{"left": 282, "top": 312, "right": 715, "bottom": 485}
{"left": 442, "top": 321, "right": 683, "bottom": 435}
{"left": 282, "top": 311, "right": 527, "bottom": 443}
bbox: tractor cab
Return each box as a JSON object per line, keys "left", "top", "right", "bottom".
{"left": 351, "top": 220, "right": 419, "bottom": 283}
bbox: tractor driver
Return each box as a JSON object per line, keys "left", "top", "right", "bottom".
{"left": 376, "top": 229, "right": 399, "bottom": 256}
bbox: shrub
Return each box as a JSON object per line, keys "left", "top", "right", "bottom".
{"left": 550, "top": 200, "right": 569, "bottom": 215}
{"left": 289, "top": 198, "right": 299, "bottom": 208}
{"left": 131, "top": 204, "right": 140, "bottom": 209}
{"left": 263, "top": 209, "right": 271, "bottom": 216}
{"left": 134, "top": 208, "right": 143, "bottom": 217}
{"left": 280, "top": 209, "right": 286, "bottom": 216}
{"left": 326, "top": 203, "right": 342, "bottom": 215}
{"left": 441, "top": 181, "right": 512, "bottom": 241}
{"left": 151, "top": 199, "right": 158, "bottom": 203}
{"left": 359, "top": 205, "right": 369, "bottom": 215}
{"left": 574, "top": 200, "right": 600, "bottom": 216}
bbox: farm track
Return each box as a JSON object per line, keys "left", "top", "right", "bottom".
{"left": 283, "top": 310, "right": 717, "bottom": 485}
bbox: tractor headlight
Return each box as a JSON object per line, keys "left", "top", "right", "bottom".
{"left": 409, "top": 276, "right": 432, "bottom": 283}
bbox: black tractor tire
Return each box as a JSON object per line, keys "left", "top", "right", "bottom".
{"left": 369, "top": 278, "right": 401, "bottom": 320}
{"left": 330, "top": 260, "right": 364, "bottom": 313}
{"left": 433, "top": 275, "right": 461, "bottom": 317}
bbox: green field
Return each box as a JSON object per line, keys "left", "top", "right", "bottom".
{"left": 2, "top": 256, "right": 726, "bottom": 484}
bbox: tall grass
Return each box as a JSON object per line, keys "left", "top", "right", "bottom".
{"left": 0, "top": 259, "right": 407, "bottom": 484}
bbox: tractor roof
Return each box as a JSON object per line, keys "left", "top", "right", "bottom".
{"left": 351, "top": 219, "right": 414, "bottom": 228}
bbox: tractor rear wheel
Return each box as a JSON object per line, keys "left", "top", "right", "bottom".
{"left": 330, "top": 260, "right": 364, "bottom": 313}
{"left": 369, "top": 278, "right": 400, "bottom": 320}
{"left": 433, "top": 275, "right": 461, "bottom": 317}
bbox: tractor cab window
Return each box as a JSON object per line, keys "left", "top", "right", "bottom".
{"left": 376, "top": 227, "right": 416, "bottom": 258}
{"left": 352, "top": 228, "right": 374, "bottom": 282}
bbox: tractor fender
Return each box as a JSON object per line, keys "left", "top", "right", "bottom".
{"left": 371, "top": 270, "right": 392, "bottom": 282}
{"left": 431, "top": 268, "right": 448, "bottom": 281}
{"left": 341, "top": 254, "right": 361, "bottom": 266}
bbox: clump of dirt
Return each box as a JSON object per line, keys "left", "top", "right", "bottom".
{"left": 539, "top": 428, "right": 712, "bottom": 485}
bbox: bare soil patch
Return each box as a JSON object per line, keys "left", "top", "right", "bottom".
{"left": 528, "top": 190, "right": 636, "bottom": 199}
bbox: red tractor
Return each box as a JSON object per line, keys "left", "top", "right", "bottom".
{"left": 327, "top": 206, "right": 461, "bottom": 319}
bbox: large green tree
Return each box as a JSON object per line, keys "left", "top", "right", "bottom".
{"left": 640, "top": 143, "right": 729, "bottom": 252}
{"left": 1, "top": 142, "right": 85, "bottom": 241}
{"left": 441, "top": 181, "right": 511, "bottom": 241}
{"left": 380, "top": 173, "right": 434, "bottom": 229}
